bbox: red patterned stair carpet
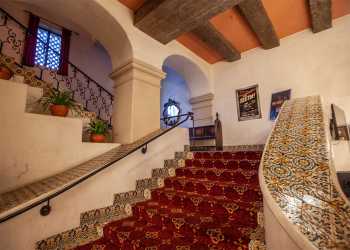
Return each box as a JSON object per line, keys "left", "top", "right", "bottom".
{"left": 75, "top": 151, "right": 263, "bottom": 250}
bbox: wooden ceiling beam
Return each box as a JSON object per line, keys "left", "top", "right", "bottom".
{"left": 192, "top": 22, "right": 241, "bottom": 62}
{"left": 308, "top": 0, "right": 332, "bottom": 33}
{"left": 134, "top": 0, "right": 243, "bottom": 44}
{"left": 237, "top": 0, "right": 279, "bottom": 49}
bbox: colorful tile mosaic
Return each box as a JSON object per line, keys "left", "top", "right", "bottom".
{"left": 0, "top": 54, "right": 50, "bottom": 89}
{"left": 261, "top": 96, "right": 350, "bottom": 249}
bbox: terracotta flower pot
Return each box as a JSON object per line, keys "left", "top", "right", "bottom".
{"left": 50, "top": 105, "right": 69, "bottom": 117}
{"left": 90, "top": 134, "right": 106, "bottom": 143}
{"left": 0, "top": 66, "right": 12, "bottom": 80}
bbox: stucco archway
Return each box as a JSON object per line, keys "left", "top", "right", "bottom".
{"left": 12, "top": 0, "right": 133, "bottom": 69}
{"left": 162, "top": 55, "right": 214, "bottom": 127}
{"left": 163, "top": 55, "right": 211, "bottom": 98}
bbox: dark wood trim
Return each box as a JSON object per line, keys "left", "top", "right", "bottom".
{"left": 237, "top": 0, "right": 279, "bottom": 49}
{"left": 192, "top": 22, "right": 241, "bottom": 62}
{"left": 215, "top": 113, "right": 223, "bottom": 151}
{"left": 308, "top": 0, "right": 332, "bottom": 33}
{"left": 134, "top": 0, "right": 243, "bottom": 44}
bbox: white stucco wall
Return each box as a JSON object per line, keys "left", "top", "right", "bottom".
{"left": 0, "top": 80, "right": 118, "bottom": 193}
{"left": 95, "top": 0, "right": 213, "bottom": 96}
{"left": 213, "top": 15, "right": 350, "bottom": 146}
{"left": 332, "top": 141, "right": 350, "bottom": 172}
{"left": 0, "top": 127, "right": 188, "bottom": 250}
{"left": 331, "top": 96, "right": 350, "bottom": 125}
{"left": 69, "top": 34, "right": 114, "bottom": 93}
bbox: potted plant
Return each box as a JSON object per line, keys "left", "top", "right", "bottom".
{"left": 0, "top": 65, "right": 13, "bottom": 80}
{"left": 40, "top": 88, "right": 79, "bottom": 117}
{"left": 88, "top": 119, "right": 108, "bottom": 143}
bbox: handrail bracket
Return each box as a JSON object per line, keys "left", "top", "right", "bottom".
{"left": 141, "top": 144, "right": 148, "bottom": 154}
{"left": 40, "top": 200, "right": 51, "bottom": 216}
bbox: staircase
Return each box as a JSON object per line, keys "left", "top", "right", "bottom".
{"left": 0, "top": 79, "right": 119, "bottom": 194}
{"left": 37, "top": 149, "right": 265, "bottom": 250}
{"left": 0, "top": 8, "right": 114, "bottom": 126}
{"left": 0, "top": 9, "right": 118, "bottom": 192}
{"left": 0, "top": 9, "right": 266, "bottom": 250}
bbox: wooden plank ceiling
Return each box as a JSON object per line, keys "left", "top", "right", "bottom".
{"left": 119, "top": 0, "right": 350, "bottom": 64}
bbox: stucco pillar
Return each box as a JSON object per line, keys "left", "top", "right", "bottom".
{"left": 110, "top": 59, "right": 166, "bottom": 144}
{"left": 190, "top": 93, "right": 214, "bottom": 127}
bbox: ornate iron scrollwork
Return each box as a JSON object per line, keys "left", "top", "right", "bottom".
{"left": 162, "top": 98, "right": 181, "bottom": 126}
{"left": 0, "top": 8, "right": 114, "bottom": 127}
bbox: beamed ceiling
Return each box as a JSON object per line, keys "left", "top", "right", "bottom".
{"left": 119, "top": 0, "right": 350, "bottom": 64}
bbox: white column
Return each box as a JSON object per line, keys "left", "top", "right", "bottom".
{"left": 190, "top": 93, "right": 214, "bottom": 127}
{"left": 110, "top": 59, "right": 166, "bottom": 143}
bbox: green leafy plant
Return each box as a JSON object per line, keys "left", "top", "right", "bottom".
{"left": 39, "top": 88, "right": 80, "bottom": 111}
{"left": 88, "top": 119, "right": 108, "bottom": 135}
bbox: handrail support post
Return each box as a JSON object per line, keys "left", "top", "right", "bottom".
{"left": 141, "top": 144, "right": 148, "bottom": 154}
{"left": 40, "top": 200, "right": 51, "bottom": 216}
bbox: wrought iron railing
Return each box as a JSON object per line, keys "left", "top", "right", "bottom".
{"left": 0, "top": 112, "right": 194, "bottom": 223}
{"left": 0, "top": 8, "right": 113, "bottom": 126}
{"left": 161, "top": 113, "right": 195, "bottom": 128}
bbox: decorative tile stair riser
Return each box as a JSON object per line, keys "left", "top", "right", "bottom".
{"left": 47, "top": 150, "right": 264, "bottom": 250}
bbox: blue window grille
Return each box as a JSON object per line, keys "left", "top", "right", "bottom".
{"left": 35, "top": 27, "right": 62, "bottom": 70}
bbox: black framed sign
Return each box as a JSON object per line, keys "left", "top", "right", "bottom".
{"left": 269, "top": 89, "right": 291, "bottom": 121}
{"left": 235, "top": 84, "right": 261, "bottom": 121}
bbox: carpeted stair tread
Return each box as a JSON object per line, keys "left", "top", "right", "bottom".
{"left": 163, "top": 176, "right": 260, "bottom": 194}
{"left": 191, "top": 151, "right": 262, "bottom": 160}
{"left": 77, "top": 220, "right": 251, "bottom": 250}
{"left": 151, "top": 188, "right": 263, "bottom": 210}
{"left": 76, "top": 226, "right": 248, "bottom": 250}
{"left": 83, "top": 193, "right": 259, "bottom": 247}
{"left": 104, "top": 194, "right": 259, "bottom": 231}
{"left": 104, "top": 220, "right": 253, "bottom": 249}
{"left": 184, "top": 159, "right": 260, "bottom": 170}
{"left": 100, "top": 203, "right": 256, "bottom": 249}
{"left": 176, "top": 166, "right": 258, "bottom": 182}
{"left": 179, "top": 166, "right": 258, "bottom": 174}
{"left": 131, "top": 199, "right": 256, "bottom": 220}
{"left": 72, "top": 150, "right": 263, "bottom": 250}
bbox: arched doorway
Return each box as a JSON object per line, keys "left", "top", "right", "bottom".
{"left": 161, "top": 65, "right": 192, "bottom": 128}
{"left": 161, "top": 55, "right": 213, "bottom": 128}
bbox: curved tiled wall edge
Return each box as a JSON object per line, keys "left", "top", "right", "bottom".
{"left": 259, "top": 96, "right": 350, "bottom": 250}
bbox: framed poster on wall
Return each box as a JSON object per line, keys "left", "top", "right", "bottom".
{"left": 269, "top": 89, "right": 291, "bottom": 120}
{"left": 235, "top": 84, "right": 262, "bottom": 121}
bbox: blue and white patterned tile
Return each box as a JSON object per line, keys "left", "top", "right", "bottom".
{"left": 262, "top": 96, "right": 350, "bottom": 249}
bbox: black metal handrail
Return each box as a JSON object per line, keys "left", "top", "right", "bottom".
{"left": 160, "top": 113, "right": 192, "bottom": 120}
{"left": 0, "top": 8, "right": 114, "bottom": 125}
{"left": 161, "top": 113, "right": 195, "bottom": 129}
{"left": 0, "top": 112, "right": 194, "bottom": 223}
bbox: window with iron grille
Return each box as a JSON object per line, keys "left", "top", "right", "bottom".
{"left": 35, "top": 27, "right": 62, "bottom": 70}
